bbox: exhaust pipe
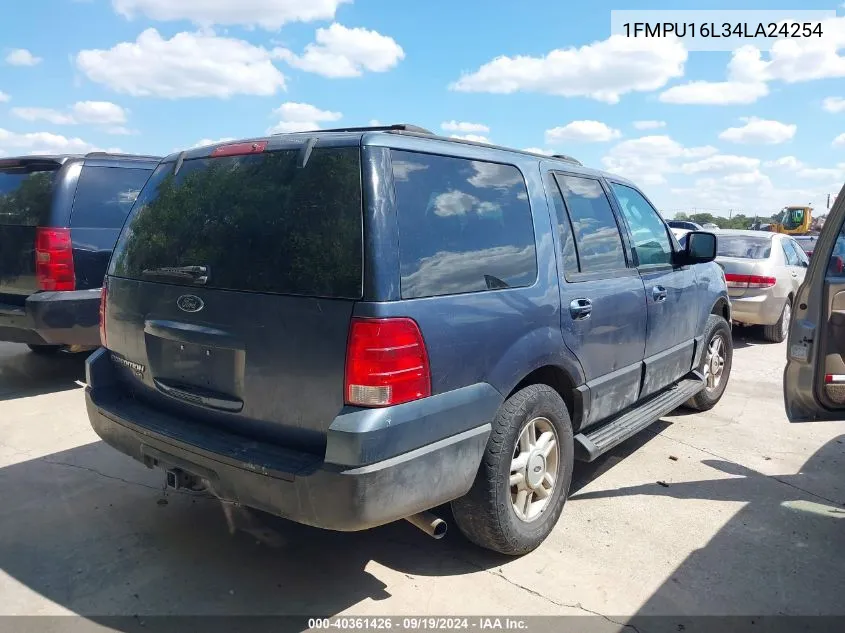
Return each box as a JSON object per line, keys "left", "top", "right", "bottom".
{"left": 405, "top": 511, "right": 447, "bottom": 539}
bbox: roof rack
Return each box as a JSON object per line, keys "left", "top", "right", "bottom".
{"left": 551, "top": 154, "right": 582, "bottom": 166}
{"left": 275, "top": 124, "right": 434, "bottom": 136}
{"left": 84, "top": 151, "right": 162, "bottom": 160}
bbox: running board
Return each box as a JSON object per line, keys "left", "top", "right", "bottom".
{"left": 574, "top": 372, "right": 705, "bottom": 462}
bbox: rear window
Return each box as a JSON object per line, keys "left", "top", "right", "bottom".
{"left": 0, "top": 165, "right": 59, "bottom": 226}
{"left": 717, "top": 236, "right": 772, "bottom": 259}
{"left": 110, "top": 147, "right": 363, "bottom": 298}
{"left": 71, "top": 165, "right": 152, "bottom": 229}
{"left": 391, "top": 150, "right": 537, "bottom": 299}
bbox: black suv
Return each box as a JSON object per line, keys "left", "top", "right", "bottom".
{"left": 0, "top": 153, "right": 160, "bottom": 353}
{"left": 86, "top": 126, "right": 730, "bottom": 554}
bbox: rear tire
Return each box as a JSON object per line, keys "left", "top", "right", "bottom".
{"left": 26, "top": 344, "right": 61, "bottom": 355}
{"left": 451, "top": 384, "right": 574, "bottom": 556}
{"left": 687, "top": 314, "right": 733, "bottom": 411}
{"left": 762, "top": 299, "right": 791, "bottom": 343}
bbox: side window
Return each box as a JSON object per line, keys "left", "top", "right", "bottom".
{"left": 830, "top": 227, "right": 845, "bottom": 277}
{"left": 392, "top": 151, "right": 537, "bottom": 299}
{"left": 70, "top": 166, "right": 152, "bottom": 229}
{"left": 790, "top": 240, "right": 809, "bottom": 266}
{"left": 609, "top": 182, "right": 672, "bottom": 267}
{"left": 554, "top": 174, "right": 627, "bottom": 274}
{"left": 546, "top": 175, "right": 579, "bottom": 276}
{"left": 782, "top": 241, "right": 800, "bottom": 266}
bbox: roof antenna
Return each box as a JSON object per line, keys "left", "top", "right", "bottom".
{"left": 298, "top": 137, "right": 317, "bottom": 168}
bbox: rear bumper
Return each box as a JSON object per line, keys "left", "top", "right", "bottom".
{"left": 0, "top": 289, "right": 101, "bottom": 347}
{"left": 85, "top": 350, "right": 498, "bottom": 531}
{"left": 730, "top": 292, "right": 785, "bottom": 326}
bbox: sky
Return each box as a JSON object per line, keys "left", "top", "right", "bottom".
{"left": 1, "top": 0, "right": 845, "bottom": 218}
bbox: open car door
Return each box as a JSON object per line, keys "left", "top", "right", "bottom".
{"left": 784, "top": 183, "right": 845, "bottom": 421}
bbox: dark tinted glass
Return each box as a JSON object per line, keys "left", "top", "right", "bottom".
{"left": 555, "top": 174, "right": 626, "bottom": 273}
{"left": 610, "top": 183, "right": 672, "bottom": 266}
{"left": 717, "top": 236, "right": 772, "bottom": 259}
{"left": 392, "top": 150, "right": 537, "bottom": 298}
{"left": 71, "top": 166, "right": 152, "bottom": 229}
{"left": 547, "top": 175, "right": 579, "bottom": 277}
{"left": 111, "top": 147, "right": 363, "bottom": 298}
{"left": 0, "top": 166, "right": 58, "bottom": 226}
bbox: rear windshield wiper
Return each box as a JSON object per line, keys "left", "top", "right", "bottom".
{"left": 141, "top": 265, "right": 209, "bottom": 285}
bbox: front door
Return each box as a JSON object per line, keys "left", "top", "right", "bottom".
{"left": 544, "top": 169, "right": 647, "bottom": 426}
{"left": 607, "top": 181, "right": 699, "bottom": 398}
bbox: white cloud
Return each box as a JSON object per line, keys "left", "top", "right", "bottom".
{"left": 796, "top": 165, "right": 845, "bottom": 181}
{"left": 522, "top": 147, "right": 553, "bottom": 155}
{"left": 719, "top": 117, "right": 796, "bottom": 144}
{"left": 392, "top": 159, "right": 428, "bottom": 181}
{"left": 11, "top": 107, "right": 75, "bottom": 125}
{"left": 0, "top": 128, "right": 100, "bottom": 156}
{"left": 112, "top": 0, "right": 349, "bottom": 29}
{"left": 192, "top": 137, "right": 235, "bottom": 148}
{"left": 834, "top": 133, "right": 845, "bottom": 147}
{"left": 441, "top": 121, "right": 490, "bottom": 134}
{"left": 449, "top": 35, "right": 686, "bottom": 104}
{"left": 728, "top": 18, "right": 845, "bottom": 84}
{"left": 10, "top": 101, "right": 128, "bottom": 126}
{"left": 434, "top": 190, "right": 481, "bottom": 217}
{"left": 450, "top": 134, "right": 491, "bottom": 143}
{"left": 545, "top": 120, "right": 621, "bottom": 144}
{"left": 468, "top": 162, "right": 523, "bottom": 189}
{"left": 401, "top": 245, "right": 535, "bottom": 298}
{"left": 275, "top": 23, "right": 404, "bottom": 78}
{"left": 0, "top": 91, "right": 9, "bottom": 102}
{"left": 659, "top": 80, "right": 769, "bottom": 105}
{"left": 76, "top": 28, "right": 286, "bottom": 98}
{"left": 5, "top": 49, "right": 42, "bottom": 66}
{"left": 267, "top": 101, "right": 342, "bottom": 134}
{"left": 680, "top": 154, "right": 760, "bottom": 174}
{"left": 72, "top": 101, "right": 127, "bottom": 124}
{"left": 765, "top": 156, "right": 804, "bottom": 169}
{"left": 601, "top": 135, "right": 717, "bottom": 185}
{"left": 633, "top": 120, "right": 665, "bottom": 130}
{"left": 823, "top": 97, "right": 845, "bottom": 113}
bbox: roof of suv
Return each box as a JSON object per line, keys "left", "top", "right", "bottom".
{"left": 168, "top": 124, "right": 630, "bottom": 185}
{"left": 0, "top": 152, "right": 161, "bottom": 167}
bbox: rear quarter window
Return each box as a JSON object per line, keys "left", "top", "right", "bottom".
{"left": 0, "top": 167, "right": 58, "bottom": 226}
{"left": 110, "top": 147, "right": 363, "bottom": 298}
{"left": 391, "top": 150, "right": 537, "bottom": 299}
{"left": 71, "top": 165, "right": 152, "bottom": 229}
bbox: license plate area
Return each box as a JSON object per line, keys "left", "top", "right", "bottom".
{"left": 145, "top": 334, "right": 244, "bottom": 399}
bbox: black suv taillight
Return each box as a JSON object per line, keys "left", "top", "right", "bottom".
{"left": 35, "top": 227, "right": 75, "bottom": 291}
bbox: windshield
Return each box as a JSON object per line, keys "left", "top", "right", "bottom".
{"left": 110, "top": 147, "right": 363, "bottom": 299}
{"left": 782, "top": 208, "right": 806, "bottom": 230}
{"left": 0, "top": 167, "right": 59, "bottom": 226}
{"left": 717, "top": 236, "right": 772, "bottom": 259}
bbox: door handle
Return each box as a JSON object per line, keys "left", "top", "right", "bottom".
{"left": 569, "top": 298, "right": 592, "bottom": 320}
{"left": 652, "top": 286, "right": 668, "bottom": 302}
{"left": 791, "top": 271, "right": 798, "bottom": 278}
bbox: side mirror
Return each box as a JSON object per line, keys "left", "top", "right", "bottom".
{"left": 681, "top": 231, "right": 717, "bottom": 265}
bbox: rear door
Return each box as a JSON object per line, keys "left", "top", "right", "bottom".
{"left": 607, "top": 181, "right": 698, "bottom": 397}
{"left": 545, "top": 170, "right": 647, "bottom": 426}
{"left": 0, "top": 159, "right": 62, "bottom": 302}
{"left": 784, "top": 183, "right": 845, "bottom": 421}
{"left": 782, "top": 237, "right": 809, "bottom": 294}
{"left": 105, "top": 143, "right": 364, "bottom": 451}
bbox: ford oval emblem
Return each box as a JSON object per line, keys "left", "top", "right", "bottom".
{"left": 177, "top": 295, "right": 204, "bottom": 313}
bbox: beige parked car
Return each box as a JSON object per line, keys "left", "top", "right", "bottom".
{"left": 716, "top": 230, "right": 808, "bottom": 342}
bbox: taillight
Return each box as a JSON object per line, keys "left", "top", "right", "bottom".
{"left": 35, "top": 228, "right": 75, "bottom": 291}
{"left": 724, "top": 273, "right": 776, "bottom": 289}
{"left": 99, "top": 279, "right": 108, "bottom": 347}
{"left": 344, "top": 317, "right": 431, "bottom": 407}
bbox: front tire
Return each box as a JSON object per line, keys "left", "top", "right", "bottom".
{"left": 451, "top": 384, "right": 574, "bottom": 556}
{"left": 687, "top": 314, "right": 733, "bottom": 411}
{"left": 762, "top": 299, "right": 791, "bottom": 343}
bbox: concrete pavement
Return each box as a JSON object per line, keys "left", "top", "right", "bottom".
{"left": 1, "top": 330, "right": 844, "bottom": 623}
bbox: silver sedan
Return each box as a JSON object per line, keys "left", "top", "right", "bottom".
{"left": 715, "top": 230, "right": 808, "bottom": 342}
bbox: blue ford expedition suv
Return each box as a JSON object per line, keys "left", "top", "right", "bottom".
{"left": 85, "top": 126, "right": 731, "bottom": 555}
